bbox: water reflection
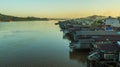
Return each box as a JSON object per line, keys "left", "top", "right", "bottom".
{"left": 69, "top": 50, "right": 88, "bottom": 63}
{"left": 0, "top": 21, "right": 87, "bottom": 67}
{"left": 61, "top": 29, "right": 89, "bottom": 67}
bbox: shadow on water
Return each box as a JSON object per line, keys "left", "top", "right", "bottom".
{"left": 62, "top": 31, "right": 89, "bottom": 67}
{"left": 69, "top": 50, "right": 89, "bottom": 63}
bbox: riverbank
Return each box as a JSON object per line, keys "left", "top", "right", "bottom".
{"left": 57, "top": 16, "right": 120, "bottom": 67}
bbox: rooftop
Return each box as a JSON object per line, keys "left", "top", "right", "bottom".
{"left": 75, "top": 31, "right": 120, "bottom": 36}
{"left": 96, "top": 43, "right": 120, "bottom": 52}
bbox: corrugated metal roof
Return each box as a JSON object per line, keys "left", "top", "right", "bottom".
{"left": 96, "top": 44, "right": 120, "bottom": 52}
{"left": 75, "top": 31, "right": 120, "bottom": 36}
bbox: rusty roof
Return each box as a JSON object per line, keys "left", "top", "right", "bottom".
{"left": 96, "top": 43, "right": 120, "bottom": 52}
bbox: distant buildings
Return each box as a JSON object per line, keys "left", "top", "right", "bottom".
{"left": 105, "top": 16, "right": 120, "bottom": 27}
{"left": 104, "top": 16, "right": 120, "bottom": 31}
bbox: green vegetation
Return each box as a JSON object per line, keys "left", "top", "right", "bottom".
{"left": 0, "top": 13, "right": 49, "bottom": 22}
{"left": 91, "top": 20, "right": 104, "bottom": 26}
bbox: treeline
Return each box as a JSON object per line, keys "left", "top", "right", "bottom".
{"left": 0, "top": 13, "right": 49, "bottom": 22}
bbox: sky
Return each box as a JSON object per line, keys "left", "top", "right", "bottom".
{"left": 0, "top": 0, "right": 120, "bottom": 18}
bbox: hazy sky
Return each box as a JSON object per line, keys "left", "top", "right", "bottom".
{"left": 0, "top": 0, "right": 120, "bottom": 18}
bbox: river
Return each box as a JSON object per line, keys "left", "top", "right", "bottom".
{"left": 0, "top": 21, "right": 87, "bottom": 67}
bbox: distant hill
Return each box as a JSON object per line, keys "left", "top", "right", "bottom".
{"left": 0, "top": 13, "right": 49, "bottom": 22}
{"left": 85, "top": 15, "right": 106, "bottom": 21}
{"left": 58, "top": 15, "right": 107, "bottom": 25}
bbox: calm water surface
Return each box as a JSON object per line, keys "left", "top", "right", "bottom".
{"left": 0, "top": 21, "right": 87, "bottom": 67}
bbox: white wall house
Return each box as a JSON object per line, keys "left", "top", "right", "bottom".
{"left": 105, "top": 17, "right": 120, "bottom": 27}
{"left": 104, "top": 17, "right": 120, "bottom": 31}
